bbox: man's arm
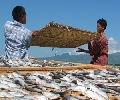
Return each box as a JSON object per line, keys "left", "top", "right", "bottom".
{"left": 25, "top": 30, "right": 39, "bottom": 49}
{"left": 88, "top": 42, "right": 91, "bottom": 49}
{"left": 32, "top": 30, "right": 39, "bottom": 36}
{"left": 76, "top": 48, "right": 89, "bottom": 53}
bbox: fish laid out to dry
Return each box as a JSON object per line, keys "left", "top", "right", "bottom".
{"left": 0, "top": 67, "right": 119, "bottom": 100}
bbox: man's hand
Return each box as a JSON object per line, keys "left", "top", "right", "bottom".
{"left": 32, "top": 30, "right": 39, "bottom": 36}
{"left": 76, "top": 48, "right": 85, "bottom": 52}
{"left": 76, "top": 48, "right": 89, "bottom": 53}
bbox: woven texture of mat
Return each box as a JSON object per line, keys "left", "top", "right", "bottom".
{"left": 31, "top": 21, "right": 101, "bottom": 48}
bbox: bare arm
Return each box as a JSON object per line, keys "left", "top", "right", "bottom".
{"left": 76, "top": 48, "right": 89, "bottom": 53}
{"left": 32, "top": 30, "right": 39, "bottom": 36}
{"left": 88, "top": 42, "right": 91, "bottom": 49}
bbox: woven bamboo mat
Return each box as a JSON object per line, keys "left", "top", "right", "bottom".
{"left": 31, "top": 21, "right": 101, "bottom": 48}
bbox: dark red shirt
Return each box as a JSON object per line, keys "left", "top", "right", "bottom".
{"left": 88, "top": 33, "right": 108, "bottom": 66}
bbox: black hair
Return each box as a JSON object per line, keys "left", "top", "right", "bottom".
{"left": 97, "top": 18, "right": 107, "bottom": 30}
{"left": 12, "top": 6, "right": 26, "bottom": 21}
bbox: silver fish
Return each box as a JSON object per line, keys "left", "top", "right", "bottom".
{"left": 25, "top": 85, "right": 42, "bottom": 93}
{"left": 62, "top": 96, "right": 81, "bottom": 100}
{"left": 0, "top": 92, "right": 7, "bottom": 97}
{"left": 51, "top": 89, "right": 71, "bottom": 96}
{"left": 33, "top": 84, "right": 46, "bottom": 91}
{"left": 0, "top": 76, "right": 13, "bottom": 82}
{"left": 57, "top": 82, "right": 70, "bottom": 87}
{"left": 63, "top": 96, "right": 88, "bottom": 100}
{"left": 100, "top": 88, "right": 119, "bottom": 95}
{"left": 26, "top": 75, "right": 45, "bottom": 85}
{"left": 47, "top": 83, "right": 60, "bottom": 89}
{"left": 12, "top": 72, "right": 24, "bottom": 79}
{"left": 8, "top": 91, "right": 24, "bottom": 97}
{"left": 61, "top": 76, "right": 72, "bottom": 82}
{"left": 104, "top": 83, "right": 120, "bottom": 87}
{"left": 8, "top": 73, "right": 14, "bottom": 79}
{"left": 0, "top": 92, "right": 14, "bottom": 98}
{"left": 15, "top": 71, "right": 25, "bottom": 76}
{"left": 69, "top": 85, "right": 86, "bottom": 94}
{"left": 85, "top": 90, "right": 107, "bottom": 100}
{"left": 117, "top": 95, "right": 120, "bottom": 99}
{"left": 42, "top": 91, "right": 60, "bottom": 99}
{"left": 9, "top": 88, "right": 30, "bottom": 95}
{"left": 1, "top": 74, "right": 8, "bottom": 78}
{"left": 60, "top": 81, "right": 74, "bottom": 87}
{"left": 25, "top": 79, "right": 37, "bottom": 85}
{"left": 8, "top": 82, "right": 20, "bottom": 88}
{"left": 0, "top": 83, "right": 9, "bottom": 89}
{"left": 14, "top": 78, "right": 26, "bottom": 88}
{"left": 33, "top": 72, "right": 53, "bottom": 80}
{"left": 0, "top": 80, "right": 9, "bottom": 84}
{"left": 0, "top": 80, "right": 19, "bottom": 88}
{"left": 90, "top": 84, "right": 109, "bottom": 100}
{"left": 10, "top": 97, "right": 29, "bottom": 100}
{"left": 95, "top": 80, "right": 108, "bottom": 83}
{"left": 23, "top": 95, "right": 36, "bottom": 99}
{"left": 33, "top": 94, "right": 50, "bottom": 100}
{"left": 24, "top": 94, "right": 49, "bottom": 100}
{"left": 99, "top": 71, "right": 107, "bottom": 77}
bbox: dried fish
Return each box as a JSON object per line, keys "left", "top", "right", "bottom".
{"left": 108, "top": 87, "right": 120, "bottom": 93}
{"left": 0, "top": 92, "right": 14, "bottom": 98}
{"left": 63, "top": 96, "right": 89, "bottom": 100}
{"left": 94, "top": 69, "right": 102, "bottom": 75}
{"left": 25, "top": 86, "right": 42, "bottom": 93}
{"left": 100, "top": 88, "right": 119, "bottom": 95}
{"left": 14, "top": 78, "right": 26, "bottom": 88}
{"left": 69, "top": 85, "right": 86, "bottom": 94}
{"left": 25, "top": 80, "right": 37, "bottom": 85}
{"left": 10, "top": 98, "right": 29, "bottom": 100}
{"left": 0, "top": 83, "right": 9, "bottom": 89}
{"left": 33, "top": 72, "right": 53, "bottom": 80}
{"left": 104, "top": 83, "right": 120, "bottom": 87}
{"left": 89, "top": 84, "right": 109, "bottom": 100}
{"left": 61, "top": 76, "right": 73, "bottom": 82}
{"left": 51, "top": 89, "right": 72, "bottom": 96}
{"left": 45, "top": 82, "right": 60, "bottom": 89}
{"left": 8, "top": 91, "right": 24, "bottom": 97}
{"left": 24, "top": 94, "right": 50, "bottom": 100}
{"left": 8, "top": 73, "right": 15, "bottom": 79}
{"left": 42, "top": 91, "right": 60, "bottom": 99}
{"left": 0, "top": 66, "right": 120, "bottom": 100}
{"left": 85, "top": 90, "right": 107, "bottom": 100}
{"left": 12, "top": 72, "right": 24, "bottom": 79}
{"left": 15, "top": 71, "right": 25, "bottom": 76}
{"left": 33, "top": 84, "right": 46, "bottom": 91}
{"left": 33, "top": 95, "right": 50, "bottom": 100}
{"left": 9, "top": 88, "right": 30, "bottom": 95}
{"left": 0, "top": 80, "right": 19, "bottom": 88}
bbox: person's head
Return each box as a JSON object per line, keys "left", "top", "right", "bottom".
{"left": 97, "top": 18, "right": 107, "bottom": 33}
{"left": 12, "top": 6, "right": 26, "bottom": 24}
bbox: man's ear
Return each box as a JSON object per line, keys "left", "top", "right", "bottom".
{"left": 21, "top": 15, "right": 24, "bottom": 19}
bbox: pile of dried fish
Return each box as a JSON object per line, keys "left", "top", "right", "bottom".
{"left": 0, "top": 67, "right": 120, "bottom": 100}
{"left": 31, "top": 21, "right": 100, "bottom": 48}
{"left": 0, "top": 58, "right": 42, "bottom": 67}
{"left": 0, "top": 56, "right": 78, "bottom": 67}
